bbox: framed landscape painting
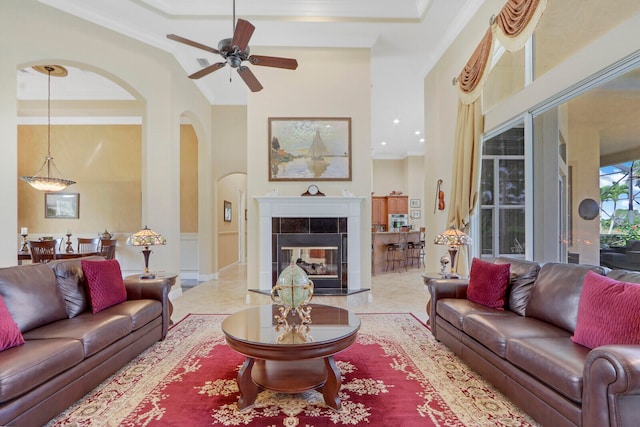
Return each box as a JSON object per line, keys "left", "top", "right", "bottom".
{"left": 269, "top": 117, "right": 352, "bottom": 181}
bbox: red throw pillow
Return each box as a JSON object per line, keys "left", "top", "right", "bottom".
{"left": 81, "top": 259, "right": 127, "bottom": 313}
{"left": 0, "top": 294, "right": 24, "bottom": 351}
{"left": 571, "top": 271, "right": 640, "bottom": 349}
{"left": 466, "top": 258, "right": 511, "bottom": 309}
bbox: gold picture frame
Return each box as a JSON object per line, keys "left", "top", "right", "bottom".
{"left": 269, "top": 117, "right": 352, "bottom": 181}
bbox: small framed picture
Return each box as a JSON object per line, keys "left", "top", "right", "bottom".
{"left": 45, "top": 193, "right": 79, "bottom": 219}
{"left": 410, "top": 199, "right": 421, "bottom": 208}
{"left": 410, "top": 209, "right": 421, "bottom": 219}
{"left": 224, "top": 200, "right": 232, "bottom": 222}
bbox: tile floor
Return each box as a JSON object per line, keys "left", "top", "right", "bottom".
{"left": 171, "top": 264, "right": 430, "bottom": 324}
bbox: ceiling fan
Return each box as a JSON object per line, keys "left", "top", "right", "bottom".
{"left": 166, "top": 1, "right": 298, "bottom": 92}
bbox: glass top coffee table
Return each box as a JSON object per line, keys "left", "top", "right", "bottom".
{"left": 222, "top": 304, "right": 360, "bottom": 411}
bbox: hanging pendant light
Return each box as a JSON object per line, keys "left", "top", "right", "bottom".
{"left": 20, "top": 65, "right": 76, "bottom": 192}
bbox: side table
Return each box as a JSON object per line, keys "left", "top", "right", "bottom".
{"left": 422, "top": 272, "right": 463, "bottom": 325}
{"left": 125, "top": 273, "right": 177, "bottom": 324}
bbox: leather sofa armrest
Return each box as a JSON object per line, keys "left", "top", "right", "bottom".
{"left": 583, "top": 345, "right": 640, "bottom": 427}
{"left": 423, "top": 276, "right": 468, "bottom": 336}
{"left": 125, "top": 280, "right": 171, "bottom": 339}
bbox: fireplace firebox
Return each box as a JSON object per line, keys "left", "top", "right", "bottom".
{"left": 273, "top": 217, "right": 347, "bottom": 293}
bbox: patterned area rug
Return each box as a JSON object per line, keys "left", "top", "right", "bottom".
{"left": 47, "top": 313, "right": 539, "bottom": 426}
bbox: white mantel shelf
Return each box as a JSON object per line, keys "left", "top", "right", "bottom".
{"left": 255, "top": 196, "right": 366, "bottom": 291}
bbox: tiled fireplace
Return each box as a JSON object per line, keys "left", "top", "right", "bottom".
{"left": 255, "top": 196, "right": 365, "bottom": 293}
{"left": 274, "top": 217, "right": 347, "bottom": 292}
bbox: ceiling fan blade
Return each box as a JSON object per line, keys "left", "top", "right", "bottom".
{"left": 249, "top": 55, "right": 298, "bottom": 70}
{"left": 167, "top": 34, "right": 220, "bottom": 55}
{"left": 237, "top": 66, "right": 263, "bottom": 92}
{"left": 188, "top": 62, "right": 226, "bottom": 79}
{"left": 232, "top": 19, "right": 255, "bottom": 52}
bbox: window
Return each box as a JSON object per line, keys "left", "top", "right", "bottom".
{"left": 480, "top": 127, "right": 526, "bottom": 258}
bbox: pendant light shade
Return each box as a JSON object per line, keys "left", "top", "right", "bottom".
{"left": 20, "top": 65, "right": 76, "bottom": 192}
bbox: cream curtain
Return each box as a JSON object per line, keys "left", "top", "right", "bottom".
{"left": 447, "top": 0, "right": 547, "bottom": 275}
{"left": 447, "top": 99, "right": 483, "bottom": 276}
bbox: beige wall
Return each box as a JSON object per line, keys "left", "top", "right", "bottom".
{"left": 18, "top": 124, "right": 141, "bottom": 237}
{"left": 213, "top": 106, "right": 248, "bottom": 179}
{"left": 247, "top": 46, "right": 372, "bottom": 285}
{"left": 180, "top": 124, "right": 198, "bottom": 233}
{"left": 1, "top": 1, "right": 213, "bottom": 278}
{"left": 425, "top": 0, "right": 640, "bottom": 268}
{"left": 372, "top": 159, "right": 407, "bottom": 196}
{"left": 218, "top": 173, "right": 247, "bottom": 270}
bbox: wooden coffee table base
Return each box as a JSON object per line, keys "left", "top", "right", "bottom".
{"left": 237, "top": 356, "right": 342, "bottom": 411}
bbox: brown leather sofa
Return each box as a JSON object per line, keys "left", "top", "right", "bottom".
{"left": 0, "top": 256, "right": 171, "bottom": 426}
{"left": 426, "top": 257, "right": 640, "bottom": 427}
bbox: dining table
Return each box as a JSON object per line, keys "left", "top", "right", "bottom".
{"left": 17, "top": 251, "right": 99, "bottom": 265}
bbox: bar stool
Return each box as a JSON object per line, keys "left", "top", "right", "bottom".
{"left": 385, "top": 232, "right": 408, "bottom": 272}
{"left": 407, "top": 227, "right": 426, "bottom": 268}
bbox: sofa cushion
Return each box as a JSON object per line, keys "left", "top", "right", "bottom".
{"left": 463, "top": 314, "right": 571, "bottom": 358}
{"left": 571, "top": 271, "right": 640, "bottom": 349}
{"left": 526, "top": 263, "right": 606, "bottom": 333}
{"left": 0, "top": 338, "right": 83, "bottom": 403}
{"left": 494, "top": 257, "right": 540, "bottom": 316}
{"left": 100, "top": 300, "right": 162, "bottom": 331}
{"left": 437, "top": 299, "right": 514, "bottom": 330}
{"left": 49, "top": 257, "right": 104, "bottom": 318}
{"left": 467, "top": 258, "right": 511, "bottom": 309}
{"left": 81, "top": 259, "right": 127, "bottom": 313}
{"left": 0, "top": 263, "right": 68, "bottom": 333}
{"left": 23, "top": 312, "right": 132, "bottom": 357}
{"left": 0, "top": 295, "right": 24, "bottom": 351}
{"left": 506, "top": 337, "right": 589, "bottom": 404}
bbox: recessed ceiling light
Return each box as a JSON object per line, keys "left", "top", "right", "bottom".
{"left": 415, "top": 131, "right": 421, "bottom": 135}
{"left": 381, "top": 141, "right": 387, "bottom": 146}
{"left": 393, "top": 118, "right": 400, "bottom": 124}
{"left": 419, "top": 138, "right": 425, "bottom": 143}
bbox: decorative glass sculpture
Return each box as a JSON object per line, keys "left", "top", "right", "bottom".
{"left": 271, "top": 263, "right": 314, "bottom": 327}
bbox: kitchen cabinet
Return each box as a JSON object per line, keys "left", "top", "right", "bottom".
{"left": 387, "top": 196, "right": 408, "bottom": 214}
{"left": 372, "top": 196, "right": 387, "bottom": 227}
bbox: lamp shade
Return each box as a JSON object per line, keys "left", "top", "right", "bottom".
{"left": 126, "top": 226, "right": 167, "bottom": 247}
{"left": 434, "top": 227, "right": 471, "bottom": 278}
{"left": 434, "top": 227, "right": 472, "bottom": 246}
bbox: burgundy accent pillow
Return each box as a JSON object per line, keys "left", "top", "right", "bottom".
{"left": 466, "top": 258, "right": 511, "bottom": 309}
{"left": 81, "top": 259, "right": 127, "bottom": 313}
{"left": 571, "top": 271, "right": 640, "bottom": 349}
{"left": 0, "top": 295, "right": 25, "bottom": 351}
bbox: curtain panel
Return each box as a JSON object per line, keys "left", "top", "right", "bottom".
{"left": 447, "top": 0, "right": 546, "bottom": 274}
{"left": 447, "top": 99, "right": 483, "bottom": 276}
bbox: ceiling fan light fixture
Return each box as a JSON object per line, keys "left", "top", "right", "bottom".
{"left": 20, "top": 65, "right": 76, "bottom": 192}
{"left": 166, "top": 0, "right": 297, "bottom": 92}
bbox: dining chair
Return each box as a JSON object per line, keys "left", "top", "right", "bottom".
{"left": 98, "top": 239, "right": 117, "bottom": 259}
{"left": 29, "top": 240, "right": 57, "bottom": 263}
{"left": 77, "top": 237, "right": 100, "bottom": 254}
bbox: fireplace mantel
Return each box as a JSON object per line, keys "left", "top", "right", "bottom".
{"left": 255, "top": 196, "right": 365, "bottom": 291}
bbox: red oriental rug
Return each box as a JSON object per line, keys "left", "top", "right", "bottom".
{"left": 47, "top": 313, "right": 539, "bottom": 427}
